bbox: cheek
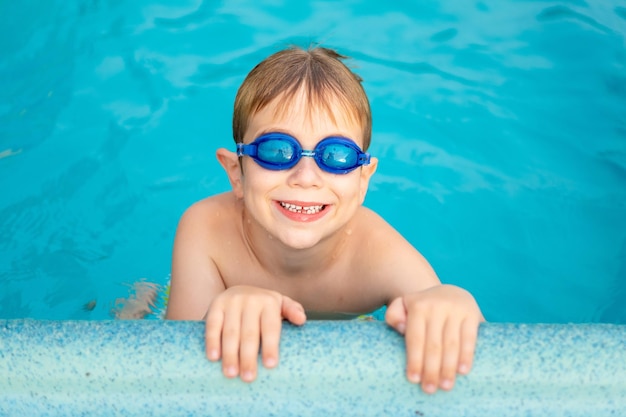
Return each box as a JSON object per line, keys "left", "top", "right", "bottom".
{"left": 334, "top": 175, "right": 365, "bottom": 203}
{"left": 241, "top": 164, "right": 280, "bottom": 197}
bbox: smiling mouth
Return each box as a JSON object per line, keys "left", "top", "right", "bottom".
{"left": 279, "top": 201, "right": 326, "bottom": 215}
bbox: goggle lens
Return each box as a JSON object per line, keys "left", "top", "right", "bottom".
{"left": 318, "top": 142, "right": 358, "bottom": 170}
{"left": 257, "top": 139, "right": 296, "bottom": 165}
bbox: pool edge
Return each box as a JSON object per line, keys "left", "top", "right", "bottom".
{"left": 1, "top": 320, "right": 625, "bottom": 416}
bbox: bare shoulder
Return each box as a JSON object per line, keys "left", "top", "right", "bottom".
{"left": 352, "top": 206, "right": 405, "bottom": 245}
{"left": 177, "top": 192, "right": 240, "bottom": 235}
{"left": 173, "top": 192, "right": 242, "bottom": 266}
{"left": 350, "top": 207, "right": 413, "bottom": 262}
{"left": 181, "top": 192, "right": 239, "bottom": 222}
{"left": 349, "top": 206, "right": 440, "bottom": 297}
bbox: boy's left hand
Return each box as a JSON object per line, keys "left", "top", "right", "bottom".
{"left": 385, "top": 284, "right": 484, "bottom": 394}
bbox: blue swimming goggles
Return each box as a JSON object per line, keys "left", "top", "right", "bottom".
{"left": 236, "top": 132, "right": 371, "bottom": 174}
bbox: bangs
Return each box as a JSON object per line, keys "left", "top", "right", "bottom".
{"left": 264, "top": 84, "right": 365, "bottom": 140}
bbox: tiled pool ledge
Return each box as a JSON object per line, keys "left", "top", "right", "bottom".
{"left": 1, "top": 320, "right": 624, "bottom": 416}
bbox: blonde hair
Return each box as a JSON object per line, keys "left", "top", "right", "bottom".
{"left": 232, "top": 46, "right": 372, "bottom": 150}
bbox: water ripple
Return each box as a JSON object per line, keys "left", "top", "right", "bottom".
{"left": 546, "top": 7, "right": 613, "bottom": 33}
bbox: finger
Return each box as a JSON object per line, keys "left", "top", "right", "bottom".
{"left": 385, "top": 297, "right": 408, "bottom": 334}
{"left": 458, "top": 317, "right": 480, "bottom": 375}
{"left": 439, "top": 317, "right": 462, "bottom": 391}
{"left": 404, "top": 310, "right": 425, "bottom": 385}
{"left": 420, "top": 314, "right": 445, "bottom": 394}
{"left": 205, "top": 306, "right": 224, "bottom": 362}
{"left": 220, "top": 303, "right": 242, "bottom": 378}
{"left": 281, "top": 296, "right": 307, "bottom": 326}
{"left": 238, "top": 306, "right": 262, "bottom": 382}
{"left": 260, "top": 303, "right": 283, "bottom": 369}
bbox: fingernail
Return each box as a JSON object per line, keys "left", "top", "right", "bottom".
{"left": 264, "top": 357, "right": 277, "bottom": 368}
{"left": 441, "top": 379, "right": 453, "bottom": 390}
{"left": 458, "top": 364, "right": 469, "bottom": 374}
{"left": 224, "top": 366, "right": 237, "bottom": 377}
{"left": 408, "top": 372, "right": 421, "bottom": 384}
{"left": 397, "top": 323, "right": 406, "bottom": 334}
{"left": 208, "top": 349, "right": 219, "bottom": 361}
{"left": 424, "top": 383, "right": 437, "bottom": 394}
{"left": 242, "top": 370, "right": 254, "bottom": 382}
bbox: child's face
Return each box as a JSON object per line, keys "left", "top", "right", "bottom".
{"left": 234, "top": 89, "right": 377, "bottom": 250}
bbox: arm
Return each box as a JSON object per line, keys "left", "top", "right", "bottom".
{"left": 360, "top": 210, "right": 483, "bottom": 394}
{"left": 166, "top": 202, "right": 225, "bottom": 320}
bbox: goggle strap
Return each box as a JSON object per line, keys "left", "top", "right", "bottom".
{"left": 236, "top": 143, "right": 257, "bottom": 157}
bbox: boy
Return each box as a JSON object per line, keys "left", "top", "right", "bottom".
{"left": 166, "top": 46, "right": 484, "bottom": 394}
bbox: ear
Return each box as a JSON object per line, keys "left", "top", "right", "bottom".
{"left": 216, "top": 148, "right": 244, "bottom": 198}
{"left": 358, "top": 156, "right": 378, "bottom": 204}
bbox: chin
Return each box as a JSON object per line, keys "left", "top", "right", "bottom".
{"left": 276, "top": 232, "right": 324, "bottom": 250}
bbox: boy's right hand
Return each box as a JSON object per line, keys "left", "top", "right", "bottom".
{"left": 204, "top": 285, "right": 307, "bottom": 382}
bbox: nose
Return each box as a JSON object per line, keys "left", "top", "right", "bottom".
{"left": 287, "top": 155, "right": 323, "bottom": 188}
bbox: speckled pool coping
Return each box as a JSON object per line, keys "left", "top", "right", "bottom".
{"left": 0, "top": 320, "right": 624, "bottom": 416}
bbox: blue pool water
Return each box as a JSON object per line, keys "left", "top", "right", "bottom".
{"left": 0, "top": 1, "right": 624, "bottom": 324}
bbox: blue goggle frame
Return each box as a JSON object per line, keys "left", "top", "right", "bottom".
{"left": 236, "top": 132, "right": 371, "bottom": 174}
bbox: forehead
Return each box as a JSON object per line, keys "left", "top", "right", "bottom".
{"left": 247, "top": 88, "right": 363, "bottom": 141}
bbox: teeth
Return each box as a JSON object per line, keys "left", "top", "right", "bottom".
{"left": 280, "top": 202, "right": 324, "bottom": 214}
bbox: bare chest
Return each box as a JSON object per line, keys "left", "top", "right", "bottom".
{"left": 214, "top": 247, "right": 379, "bottom": 314}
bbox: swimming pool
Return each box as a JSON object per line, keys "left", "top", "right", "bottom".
{"left": 2, "top": 0, "right": 624, "bottom": 324}
{"left": 1, "top": 0, "right": 625, "bottom": 415}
